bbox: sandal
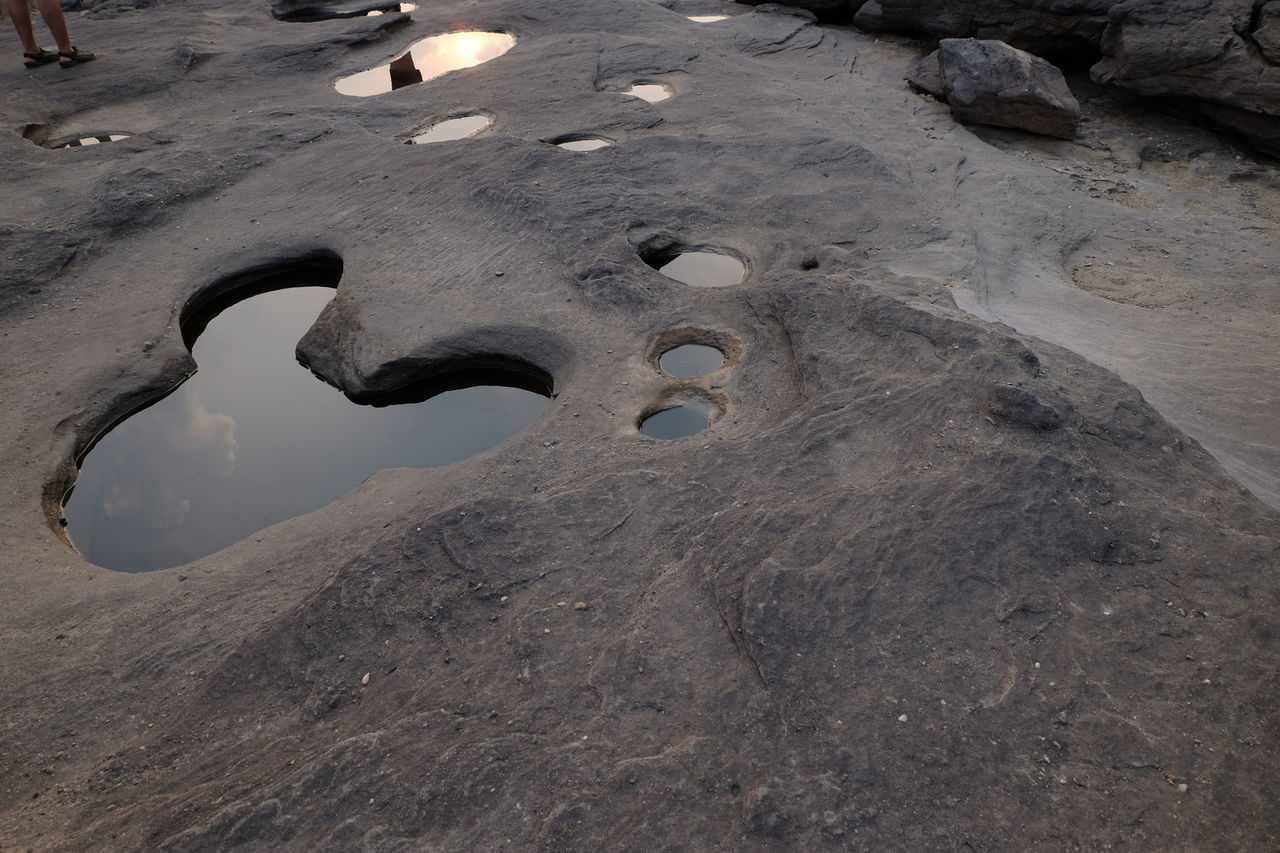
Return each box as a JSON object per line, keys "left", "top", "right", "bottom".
{"left": 23, "top": 49, "right": 58, "bottom": 69}
{"left": 58, "top": 47, "right": 95, "bottom": 69}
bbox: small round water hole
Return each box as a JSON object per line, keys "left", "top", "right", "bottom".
{"left": 54, "top": 134, "right": 129, "bottom": 149}
{"left": 659, "top": 344, "right": 724, "bottom": 378}
{"left": 646, "top": 249, "right": 745, "bottom": 288}
{"left": 336, "top": 31, "right": 517, "bottom": 97}
{"left": 639, "top": 402, "right": 712, "bottom": 440}
{"left": 407, "top": 114, "right": 492, "bottom": 144}
{"left": 554, "top": 136, "right": 613, "bottom": 151}
{"left": 619, "top": 82, "right": 673, "bottom": 103}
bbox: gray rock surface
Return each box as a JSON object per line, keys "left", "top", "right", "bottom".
{"left": 779, "top": 0, "right": 1280, "bottom": 156}
{"left": 1, "top": 0, "right": 1279, "bottom": 849}
{"left": 911, "top": 38, "right": 1082, "bottom": 138}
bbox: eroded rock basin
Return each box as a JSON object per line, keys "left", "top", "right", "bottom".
{"left": 659, "top": 344, "right": 724, "bottom": 377}
{"left": 335, "top": 31, "right": 517, "bottom": 96}
{"left": 63, "top": 287, "right": 549, "bottom": 572}
{"left": 54, "top": 134, "right": 130, "bottom": 149}
{"left": 407, "top": 114, "right": 492, "bottom": 144}
{"left": 648, "top": 248, "right": 746, "bottom": 287}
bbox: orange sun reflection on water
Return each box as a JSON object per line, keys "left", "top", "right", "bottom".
{"left": 335, "top": 31, "right": 517, "bottom": 96}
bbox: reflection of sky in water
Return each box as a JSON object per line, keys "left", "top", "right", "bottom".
{"left": 557, "top": 137, "right": 612, "bottom": 151}
{"left": 640, "top": 404, "right": 710, "bottom": 440}
{"left": 335, "top": 31, "right": 517, "bottom": 96}
{"left": 659, "top": 344, "right": 724, "bottom": 377}
{"left": 366, "top": 2, "right": 417, "bottom": 15}
{"left": 64, "top": 287, "right": 549, "bottom": 572}
{"left": 656, "top": 252, "right": 745, "bottom": 287}
{"left": 620, "top": 83, "right": 672, "bottom": 103}
{"left": 688, "top": 15, "right": 730, "bottom": 22}
{"left": 55, "top": 135, "right": 129, "bottom": 149}
{"left": 408, "top": 114, "right": 492, "bottom": 144}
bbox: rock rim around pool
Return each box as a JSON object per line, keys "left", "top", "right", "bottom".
{"left": 910, "top": 38, "right": 1081, "bottom": 139}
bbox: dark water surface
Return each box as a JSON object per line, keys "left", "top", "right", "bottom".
{"left": 335, "top": 31, "right": 517, "bottom": 96}
{"left": 64, "top": 287, "right": 549, "bottom": 572}
{"left": 659, "top": 344, "right": 724, "bottom": 377}
{"left": 640, "top": 403, "right": 711, "bottom": 439}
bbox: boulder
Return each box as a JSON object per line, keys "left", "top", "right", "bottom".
{"left": 910, "top": 38, "right": 1081, "bottom": 138}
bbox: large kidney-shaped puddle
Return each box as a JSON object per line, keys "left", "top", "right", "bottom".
{"left": 335, "top": 31, "right": 517, "bottom": 96}
{"left": 63, "top": 287, "right": 550, "bottom": 572}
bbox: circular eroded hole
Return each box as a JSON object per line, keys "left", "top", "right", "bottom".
{"left": 336, "top": 31, "right": 517, "bottom": 97}
{"left": 645, "top": 248, "right": 746, "bottom": 288}
{"left": 406, "top": 114, "right": 492, "bottom": 144}
{"left": 53, "top": 134, "right": 130, "bottom": 149}
{"left": 553, "top": 135, "right": 613, "bottom": 151}
{"left": 619, "top": 82, "right": 673, "bottom": 103}
{"left": 658, "top": 344, "right": 724, "bottom": 378}
{"left": 639, "top": 401, "right": 712, "bottom": 440}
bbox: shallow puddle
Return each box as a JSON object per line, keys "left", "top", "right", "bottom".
{"left": 54, "top": 134, "right": 129, "bottom": 149}
{"left": 407, "top": 114, "right": 492, "bottom": 144}
{"left": 335, "top": 31, "right": 517, "bottom": 97}
{"left": 640, "top": 402, "right": 711, "bottom": 440}
{"left": 555, "top": 136, "right": 612, "bottom": 151}
{"left": 620, "top": 82, "right": 673, "bottom": 103}
{"left": 277, "top": 2, "right": 416, "bottom": 21}
{"left": 659, "top": 344, "right": 724, "bottom": 377}
{"left": 649, "top": 250, "right": 745, "bottom": 287}
{"left": 688, "top": 14, "right": 729, "bottom": 22}
{"left": 367, "top": 2, "right": 416, "bottom": 14}
{"left": 63, "top": 286, "right": 550, "bottom": 572}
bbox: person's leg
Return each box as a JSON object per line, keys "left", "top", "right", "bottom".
{"left": 34, "top": 0, "right": 71, "bottom": 52}
{"left": 5, "top": 0, "right": 42, "bottom": 54}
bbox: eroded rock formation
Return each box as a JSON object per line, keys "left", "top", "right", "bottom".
{"left": 1, "top": 0, "right": 1278, "bottom": 849}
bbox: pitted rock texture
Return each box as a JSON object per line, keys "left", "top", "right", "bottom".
{"left": 1, "top": 0, "right": 1279, "bottom": 850}
{"left": 911, "top": 38, "right": 1082, "bottom": 138}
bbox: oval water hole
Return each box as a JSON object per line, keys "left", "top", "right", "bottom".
{"left": 620, "top": 82, "right": 672, "bottom": 103}
{"left": 54, "top": 134, "right": 129, "bottom": 149}
{"left": 335, "top": 31, "right": 517, "bottom": 97}
{"left": 407, "top": 114, "right": 492, "bottom": 144}
{"left": 554, "top": 136, "right": 612, "bottom": 151}
{"left": 647, "top": 249, "right": 745, "bottom": 288}
{"left": 639, "top": 401, "right": 712, "bottom": 440}
{"left": 688, "top": 14, "right": 729, "bottom": 22}
{"left": 63, "top": 286, "right": 550, "bottom": 572}
{"left": 659, "top": 344, "right": 724, "bottom": 378}
{"left": 367, "top": 2, "right": 416, "bottom": 14}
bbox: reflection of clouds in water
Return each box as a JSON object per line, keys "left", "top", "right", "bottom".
{"left": 97, "top": 390, "right": 236, "bottom": 530}
{"left": 181, "top": 391, "right": 238, "bottom": 473}
{"left": 101, "top": 482, "right": 142, "bottom": 519}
